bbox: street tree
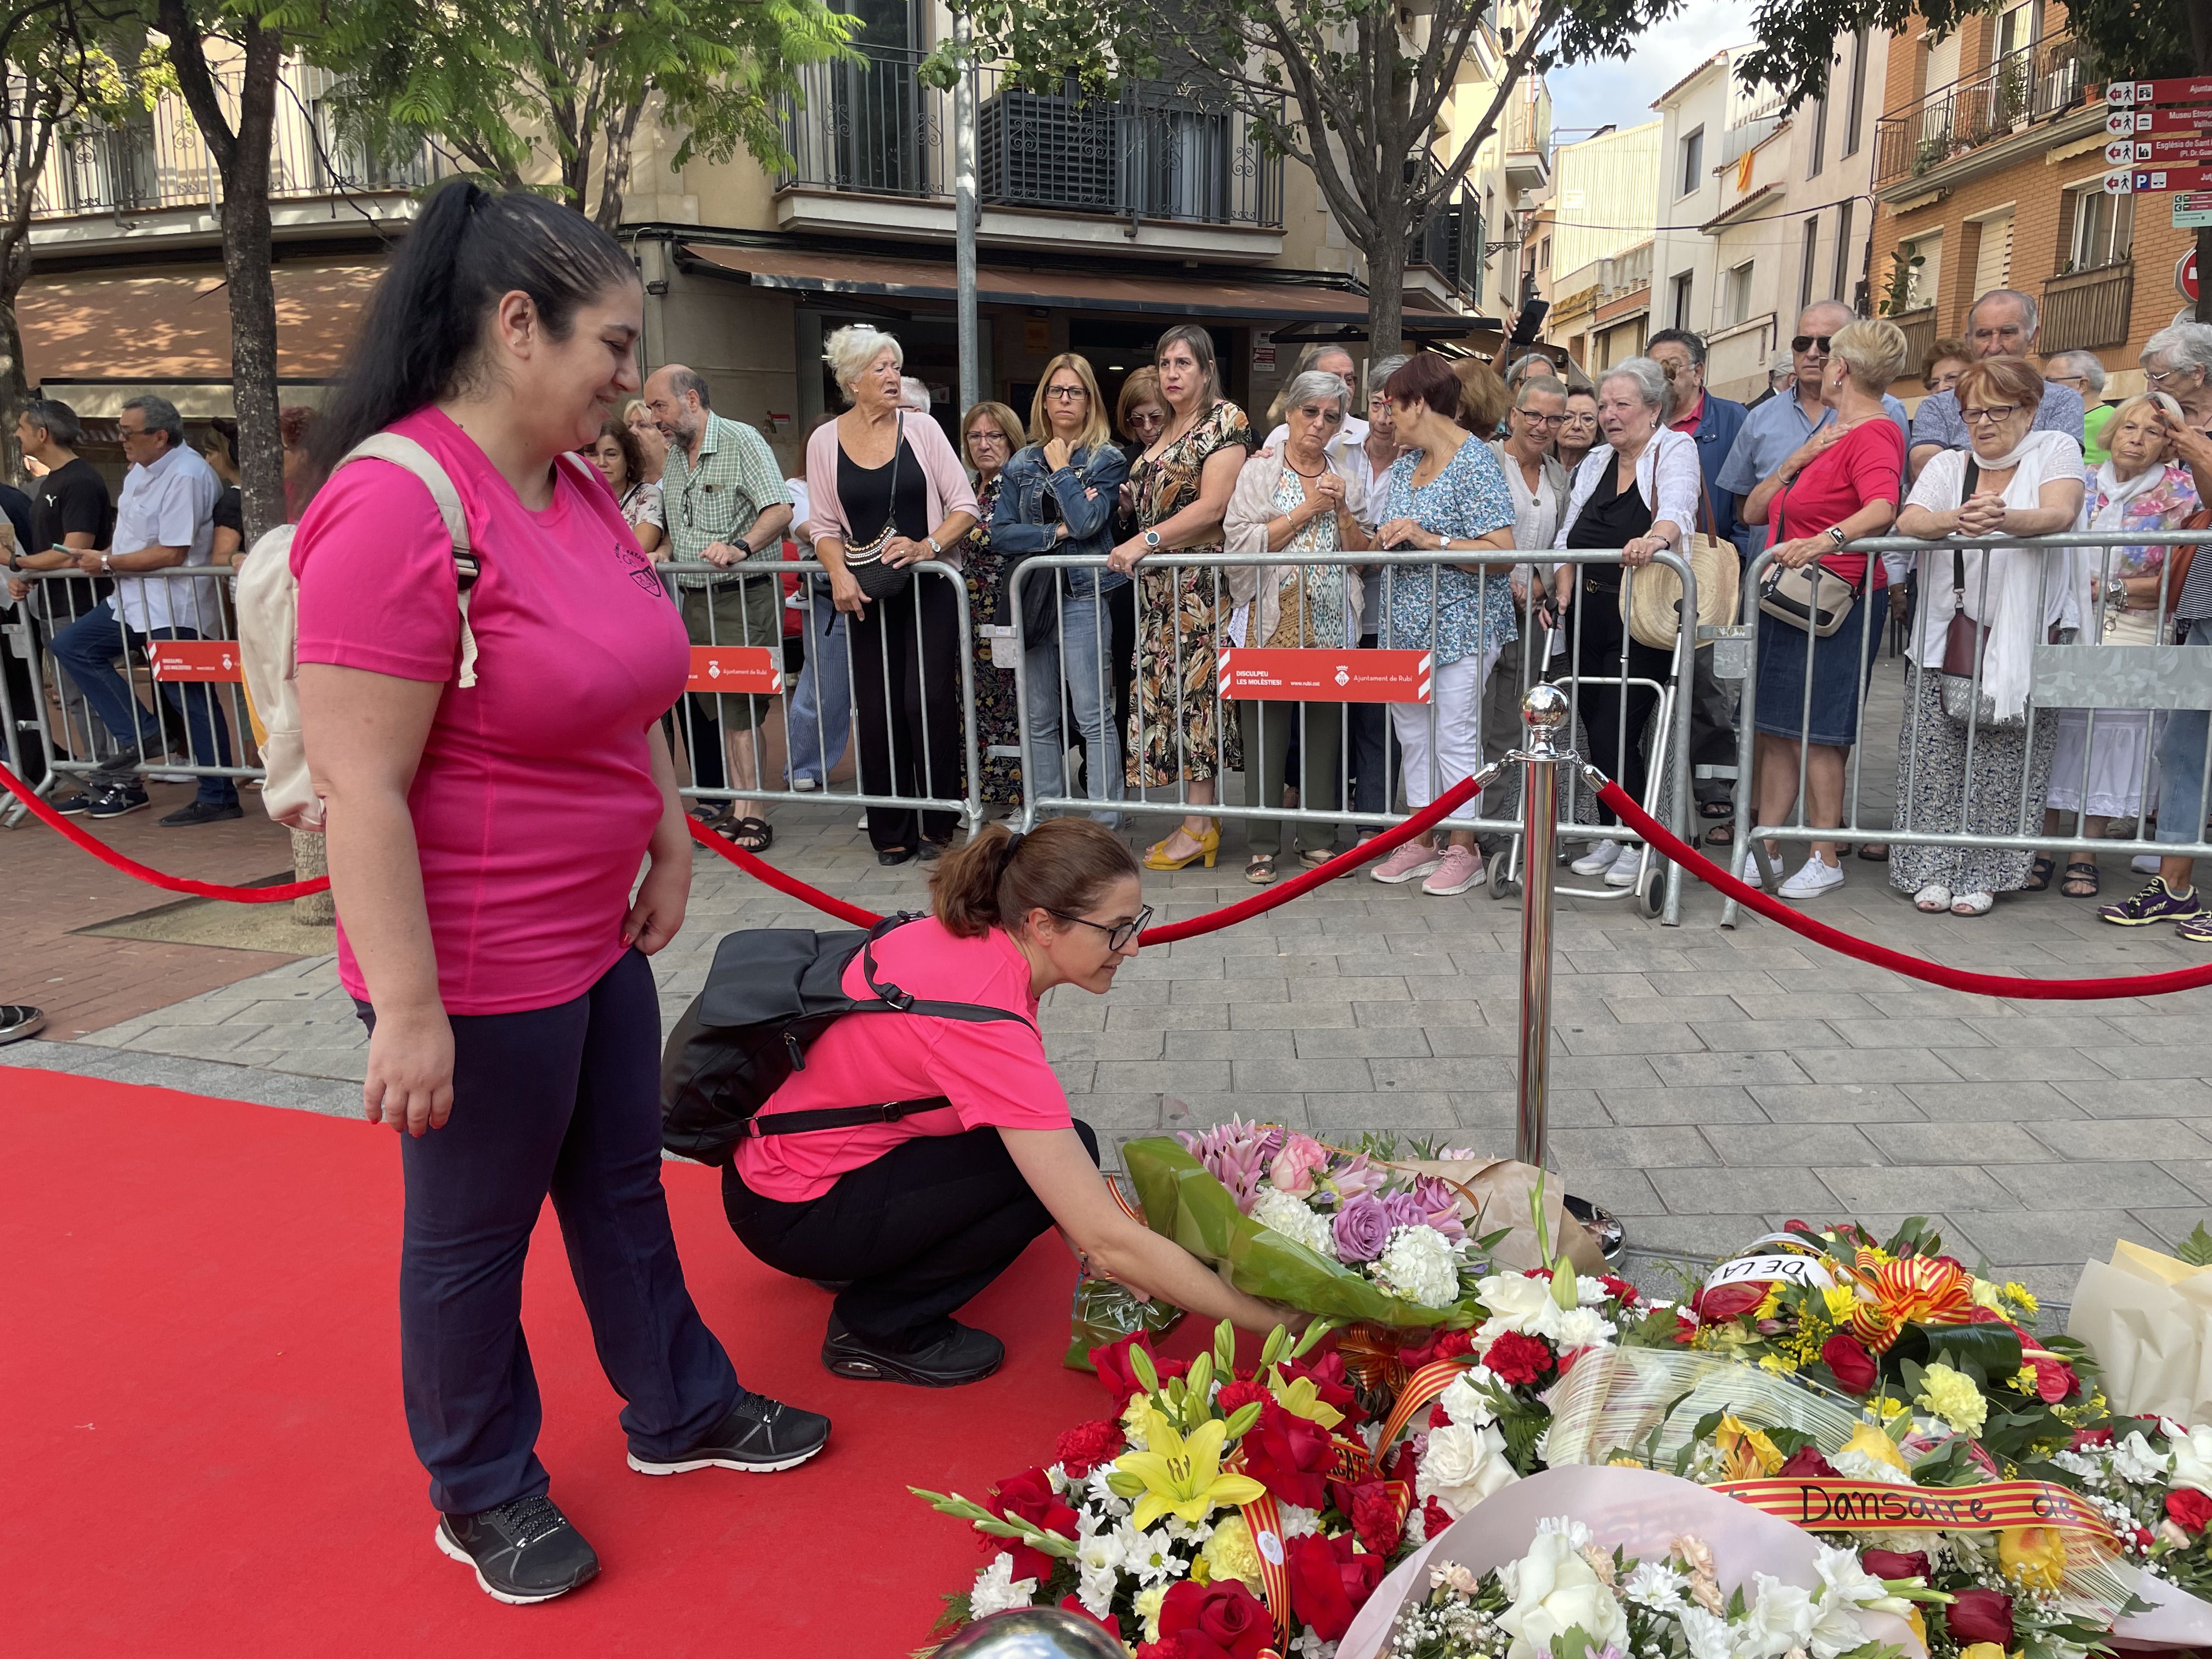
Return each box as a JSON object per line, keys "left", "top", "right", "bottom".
{"left": 930, "top": 0, "right": 1681, "bottom": 356}
{"left": 312, "top": 0, "right": 855, "bottom": 229}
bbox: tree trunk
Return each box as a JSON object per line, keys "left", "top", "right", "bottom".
{"left": 1365, "top": 215, "right": 1410, "bottom": 359}
{"left": 0, "top": 242, "right": 31, "bottom": 484}
{"left": 223, "top": 33, "right": 286, "bottom": 544}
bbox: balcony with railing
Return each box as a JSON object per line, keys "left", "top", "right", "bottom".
{"left": 2041, "top": 262, "right": 2134, "bottom": 353}
{"left": 1874, "top": 32, "right": 2094, "bottom": 192}
{"left": 776, "top": 48, "right": 1283, "bottom": 234}
{"left": 1504, "top": 86, "right": 1550, "bottom": 191}
{"left": 25, "top": 65, "right": 448, "bottom": 225}
{"left": 1409, "top": 164, "right": 1484, "bottom": 307}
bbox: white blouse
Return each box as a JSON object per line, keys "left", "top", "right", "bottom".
{"left": 1553, "top": 426, "right": 1703, "bottom": 552}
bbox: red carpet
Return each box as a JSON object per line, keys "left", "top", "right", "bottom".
{"left": 1, "top": 1069, "right": 1181, "bottom": 1656}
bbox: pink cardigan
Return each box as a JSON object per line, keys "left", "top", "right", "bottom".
{"left": 805, "top": 411, "right": 980, "bottom": 569}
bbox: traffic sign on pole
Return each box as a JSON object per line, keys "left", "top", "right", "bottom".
{"left": 2111, "top": 106, "right": 2212, "bottom": 136}
{"left": 2109, "top": 134, "right": 2212, "bottom": 165}
{"left": 2109, "top": 77, "right": 2212, "bottom": 107}
{"left": 2182, "top": 249, "right": 2202, "bottom": 304}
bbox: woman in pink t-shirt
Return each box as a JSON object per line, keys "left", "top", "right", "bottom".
{"left": 292, "top": 184, "right": 826, "bottom": 1607}
{"left": 725, "top": 817, "right": 1288, "bottom": 1387}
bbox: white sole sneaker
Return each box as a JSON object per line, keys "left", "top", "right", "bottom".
{"left": 432, "top": 1522, "right": 583, "bottom": 1606}
{"left": 625, "top": 1442, "right": 826, "bottom": 1477}
{"left": 1778, "top": 857, "right": 1846, "bottom": 900}
{"left": 1421, "top": 861, "right": 1485, "bottom": 896}
{"left": 1739, "top": 851, "right": 1765, "bottom": 889}
{"left": 1370, "top": 853, "right": 1443, "bottom": 884}
{"left": 1603, "top": 856, "right": 1640, "bottom": 888}
{"left": 1569, "top": 842, "right": 1620, "bottom": 876}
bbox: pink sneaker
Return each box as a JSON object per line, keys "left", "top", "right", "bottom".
{"left": 1369, "top": 839, "right": 1443, "bottom": 884}
{"left": 1421, "top": 844, "right": 1485, "bottom": 896}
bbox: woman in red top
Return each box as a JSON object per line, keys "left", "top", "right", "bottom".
{"left": 295, "top": 183, "right": 826, "bottom": 1607}
{"left": 725, "top": 817, "right": 1288, "bottom": 1387}
{"left": 1738, "top": 319, "right": 1910, "bottom": 901}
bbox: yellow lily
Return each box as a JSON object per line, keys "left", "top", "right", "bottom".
{"left": 1716, "top": 1414, "right": 1786, "bottom": 1479}
{"left": 1999, "top": 1526, "right": 2067, "bottom": 1591}
{"left": 1112, "top": 1407, "right": 1267, "bottom": 1531}
{"left": 1267, "top": 1370, "right": 1346, "bottom": 1429}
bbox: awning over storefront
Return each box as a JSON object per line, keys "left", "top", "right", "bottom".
{"left": 676, "top": 241, "right": 1476, "bottom": 331}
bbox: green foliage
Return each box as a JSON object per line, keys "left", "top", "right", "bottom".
{"left": 2179, "top": 1222, "right": 2212, "bottom": 1269}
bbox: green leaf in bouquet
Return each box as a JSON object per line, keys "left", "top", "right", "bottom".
{"left": 931, "top": 1589, "right": 974, "bottom": 1638}
{"left": 2181, "top": 1223, "right": 2212, "bottom": 1269}
{"left": 1897, "top": 1322, "right": 2022, "bottom": 1388}
{"left": 1553, "top": 1626, "right": 1596, "bottom": 1659}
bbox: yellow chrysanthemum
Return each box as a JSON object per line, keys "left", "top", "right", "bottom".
{"left": 2011, "top": 1365, "right": 2042, "bottom": 1395}
{"left": 1135, "top": 1584, "right": 1169, "bottom": 1643}
{"left": 1822, "top": 1284, "right": 1862, "bottom": 1324}
{"left": 1758, "top": 1353, "right": 1800, "bottom": 1376}
{"left": 1201, "top": 1515, "right": 1266, "bottom": 1592}
{"left": 1916, "top": 1362, "right": 1989, "bottom": 1436}
{"left": 2003, "top": 1282, "right": 2040, "bottom": 1317}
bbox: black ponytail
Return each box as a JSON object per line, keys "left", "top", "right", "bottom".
{"left": 932, "top": 819, "right": 1143, "bottom": 940}
{"left": 308, "top": 181, "right": 636, "bottom": 492}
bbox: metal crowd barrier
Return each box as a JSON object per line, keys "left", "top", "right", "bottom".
{"left": 1719, "top": 527, "right": 2212, "bottom": 927}
{"left": 1006, "top": 546, "right": 1700, "bottom": 924}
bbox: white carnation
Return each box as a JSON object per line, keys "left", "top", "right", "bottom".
{"left": 1251, "top": 1186, "right": 1338, "bottom": 1258}
{"left": 1438, "top": 1367, "right": 1500, "bottom": 1427}
{"left": 1277, "top": 1502, "right": 1323, "bottom": 1539}
{"left": 1074, "top": 1530, "right": 1125, "bottom": 1618}
{"left": 1549, "top": 1305, "right": 1618, "bottom": 1352}
{"left": 1374, "top": 1224, "right": 1461, "bottom": 1307}
{"left": 970, "top": 1552, "right": 1038, "bottom": 1618}
{"left": 1577, "top": 1274, "right": 1614, "bottom": 1306}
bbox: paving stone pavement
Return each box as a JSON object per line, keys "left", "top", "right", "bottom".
{"left": 13, "top": 783, "right": 2212, "bottom": 1307}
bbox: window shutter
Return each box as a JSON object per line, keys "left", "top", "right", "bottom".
{"left": 1972, "top": 211, "right": 2013, "bottom": 296}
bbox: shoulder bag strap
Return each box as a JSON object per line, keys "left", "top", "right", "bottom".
{"left": 339, "top": 431, "right": 481, "bottom": 688}
{"left": 857, "top": 913, "right": 1035, "bottom": 1031}
{"left": 1954, "top": 458, "right": 1982, "bottom": 599}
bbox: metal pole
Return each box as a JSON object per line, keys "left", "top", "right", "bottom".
{"left": 1515, "top": 683, "right": 1568, "bottom": 1172}
{"left": 952, "top": 17, "right": 980, "bottom": 415}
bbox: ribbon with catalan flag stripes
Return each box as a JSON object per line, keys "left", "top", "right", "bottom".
{"left": 1709, "top": 1476, "right": 2121, "bottom": 1551}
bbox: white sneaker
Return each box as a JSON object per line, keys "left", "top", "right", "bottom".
{"left": 789, "top": 777, "right": 818, "bottom": 793}
{"left": 857, "top": 812, "right": 868, "bottom": 828}
{"left": 1740, "top": 849, "right": 1765, "bottom": 889}
{"left": 1604, "top": 850, "right": 1641, "bottom": 888}
{"left": 1570, "top": 840, "right": 1621, "bottom": 876}
{"left": 1778, "top": 856, "right": 1846, "bottom": 900}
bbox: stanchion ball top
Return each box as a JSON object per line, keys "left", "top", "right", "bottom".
{"left": 1521, "top": 682, "right": 1571, "bottom": 735}
{"left": 934, "top": 1610, "right": 1126, "bottom": 1658}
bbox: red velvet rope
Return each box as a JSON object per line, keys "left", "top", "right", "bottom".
{"left": 685, "top": 815, "right": 882, "bottom": 927}
{"left": 0, "top": 759, "right": 331, "bottom": 902}
{"left": 1597, "top": 779, "right": 2212, "bottom": 1001}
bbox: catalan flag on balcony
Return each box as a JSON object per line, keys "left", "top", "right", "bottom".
{"left": 1736, "top": 149, "right": 1754, "bottom": 191}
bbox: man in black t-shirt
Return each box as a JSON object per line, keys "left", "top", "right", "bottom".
{"left": 4, "top": 398, "right": 115, "bottom": 797}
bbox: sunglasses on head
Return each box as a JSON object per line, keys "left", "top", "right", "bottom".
{"left": 1792, "top": 335, "right": 1833, "bottom": 354}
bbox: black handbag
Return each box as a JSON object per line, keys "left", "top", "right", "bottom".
{"left": 840, "top": 411, "right": 915, "bottom": 600}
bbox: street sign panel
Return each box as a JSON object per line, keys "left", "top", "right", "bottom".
{"left": 2183, "top": 250, "right": 2202, "bottom": 303}
{"left": 2111, "top": 106, "right": 2212, "bottom": 135}
{"left": 2109, "top": 77, "right": 2212, "bottom": 107}
{"left": 2133, "top": 166, "right": 2212, "bottom": 193}
{"left": 1216, "top": 647, "right": 1433, "bottom": 703}
{"left": 685, "top": 646, "right": 782, "bottom": 695}
{"left": 2107, "top": 170, "right": 2135, "bottom": 194}
{"left": 2111, "top": 135, "right": 2212, "bottom": 165}
{"left": 147, "top": 641, "right": 244, "bottom": 682}
{"left": 2177, "top": 192, "right": 2212, "bottom": 229}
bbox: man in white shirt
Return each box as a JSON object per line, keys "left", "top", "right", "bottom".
{"left": 48, "top": 394, "right": 229, "bottom": 825}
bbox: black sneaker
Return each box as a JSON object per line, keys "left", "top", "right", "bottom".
{"left": 433, "top": 1494, "right": 599, "bottom": 1605}
{"left": 47, "top": 789, "right": 96, "bottom": 815}
{"left": 157, "top": 799, "right": 244, "bottom": 827}
{"left": 822, "top": 1316, "right": 1005, "bottom": 1387}
{"left": 0, "top": 1005, "right": 46, "bottom": 1045}
{"left": 627, "top": 1392, "right": 831, "bottom": 1476}
{"left": 82, "top": 787, "right": 150, "bottom": 819}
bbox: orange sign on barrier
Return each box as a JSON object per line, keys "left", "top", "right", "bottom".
{"left": 1216, "top": 647, "right": 1431, "bottom": 703}
{"left": 687, "top": 646, "right": 783, "bottom": 695}
{"left": 146, "top": 640, "right": 244, "bottom": 682}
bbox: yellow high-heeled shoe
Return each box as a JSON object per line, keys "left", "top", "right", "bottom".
{"left": 1143, "top": 822, "right": 1220, "bottom": 870}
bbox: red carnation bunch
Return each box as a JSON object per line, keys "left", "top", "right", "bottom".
{"left": 1052, "top": 1419, "right": 1125, "bottom": 1479}
{"left": 1214, "top": 1378, "right": 1271, "bottom": 1418}
{"left": 2171, "top": 1489, "right": 2212, "bottom": 1535}
{"left": 1484, "top": 1330, "right": 1556, "bottom": 1387}
{"left": 1345, "top": 1479, "right": 1407, "bottom": 1559}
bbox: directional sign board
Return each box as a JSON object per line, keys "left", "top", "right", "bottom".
{"left": 2111, "top": 106, "right": 2212, "bottom": 135}
{"left": 2109, "top": 135, "right": 2212, "bottom": 165}
{"left": 2177, "top": 191, "right": 2212, "bottom": 229}
{"left": 2109, "top": 78, "right": 2212, "bottom": 107}
{"left": 2109, "top": 166, "right": 2212, "bottom": 194}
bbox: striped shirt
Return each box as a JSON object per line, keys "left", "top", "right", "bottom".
{"left": 662, "top": 413, "right": 791, "bottom": 589}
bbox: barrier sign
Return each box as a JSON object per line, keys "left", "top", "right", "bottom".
{"left": 1216, "top": 647, "right": 1431, "bottom": 703}
{"left": 2112, "top": 106, "right": 2212, "bottom": 135}
{"left": 146, "top": 640, "right": 243, "bottom": 682}
{"left": 686, "top": 646, "right": 782, "bottom": 694}
{"left": 2109, "top": 78, "right": 2212, "bottom": 108}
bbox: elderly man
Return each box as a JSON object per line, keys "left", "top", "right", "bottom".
{"left": 2044, "top": 349, "right": 2113, "bottom": 464}
{"left": 1262, "top": 343, "right": 1370, "bottom": 455}
{"left": 1906, "top": 289, "right": 2085, "bottom": 478}
{"left": 642, "top": 363, "right": 793, "bottom": 849}
{"left": 46, "top": 395, "right": 229, "bottom": 824}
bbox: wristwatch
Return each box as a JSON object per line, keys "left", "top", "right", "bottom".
{"left": 732, "top": 537, "right": 753, "bottom": 557}
{"left": 100, "top": 552, "right": 111, "bottom": 574}
{"left": 1143, "top": 530, "right": 1162, "bottom": 552}
{"left": 924, "top": 534, "right": 941, "bottom": 555}
{"left": 1824, "top": 526, "right": 1847, "bottom": 549}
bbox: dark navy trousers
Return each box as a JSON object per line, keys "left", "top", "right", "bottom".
{"left": 363, "top": 948, "right": 741, "bottom": 1516}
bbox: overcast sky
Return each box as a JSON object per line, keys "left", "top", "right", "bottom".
{"left": 1546, "top": 2, "right": 1759, "bottom": 140}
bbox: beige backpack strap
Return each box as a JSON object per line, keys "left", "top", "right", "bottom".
{"left": 337, "top": 432, "right": 482, "bottom": 689}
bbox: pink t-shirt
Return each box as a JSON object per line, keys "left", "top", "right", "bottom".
{"left": 292, "top": 407, "right": 689, "bottom": 1015}
{"left": 735, "top": 918, "right": 1071, "bottom": 1203}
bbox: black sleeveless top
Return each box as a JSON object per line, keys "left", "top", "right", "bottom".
{"left": 1566, "top": 458, "right": 1654, "bottom": 590}
{"left": 838, "top": 434, "right": 931, "bottom": 545}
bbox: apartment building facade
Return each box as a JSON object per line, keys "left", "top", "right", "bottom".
{"left": 1869, "top": 2, "right": 2180, "bottom": 401}
{"left": 1540, "top": 122, "right": 1663, "bottom": 370}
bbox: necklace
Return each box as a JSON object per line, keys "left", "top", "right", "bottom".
{"left": 1285, "top": 456, "right": 1326, "bottom": 479}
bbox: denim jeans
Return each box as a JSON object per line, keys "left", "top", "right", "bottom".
{"left": 50, "top": 602, "right": 236, "bottom": 806}
{"left": 786, "top": 590, "right": 851, "bottom": 787}
{"left": 2158, "top": 628, "right": 2212, "bottom": 849}
{"left": 1022, "top": 585, "right": 1122, "bottom": 823}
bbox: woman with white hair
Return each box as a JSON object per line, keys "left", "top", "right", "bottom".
{"left": 1223, "top": 368, "right": 1372, "bottom": 882}
{"left": 1549, "top": 356, "right": 1700, "bottom": 886}
{"left": 805, "top": 324, "right": 979, "bottom": 865}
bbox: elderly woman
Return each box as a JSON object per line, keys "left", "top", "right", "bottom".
{"left": 1556, "top": 387, "right": 1600, "bottom": 476}
{"left": 953, "top": 399, "right": 1028, "bottom": 811}
{"left": 1224, "top": 368, "right": 1372, "bottom": 883}
{"left": 1891, "top": 357, "right": 2086, "bottom": 917}
{"left": 1550, "top": 357, "right": 1701, "bottom": 887}
{"left": 622, "top": 397, "right": 668, "bottom": 484}
{"left": 806, "top": 324, "right": 979, "bottom": 866}
{"left": 590, "top": 417, "right": 665, "bottom": 558}
{"left": 1107, "top": 325, "right": 1252, "bottom": 871}
{"left": 991, "top": 354, "right": 1130, "bottom": 823}
{"left": 1364, "top": 352, "right": 1517, "bottom": 898}
{"left": 2043, "top": 397, "right": 2200, "bottom": 900}
{"left": 1922, "top": 338, "right": 1971, "bottom": 400}
{"left": 1735, "top": 319, "right": 1909, "bottom": 900}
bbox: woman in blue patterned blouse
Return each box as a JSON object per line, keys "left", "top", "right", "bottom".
{"left": 1366, "top": 353, "right": 1520, "bottom": 898}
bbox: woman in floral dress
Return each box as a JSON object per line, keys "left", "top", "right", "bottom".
{"left": 1107, "top": 325, "right": 1252, "bottom": 870}
{"left": 956, "top": 401, "right": 1027, "bottom": 810}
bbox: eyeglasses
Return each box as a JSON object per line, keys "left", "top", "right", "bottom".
{"left": 969, "top": 430, "right": 1010, "bottom": 445}
{"left": 1046, "top": 905, "right": 1154, "bottom": 952}
{"left": 1516, "top": 410, "right": 1567, "bottom": 427}
{"left": 1960, "top": 404, "right": 2021, "bottom": 426}
{"left": 2147, "top": 368, "right": 2184, "bottom": 385}
{"left": 1791, "top": 335, "right": 1833, "bottom": 354}
{"left": 1043, "top": 385, "right": 1089, "bottom": 402}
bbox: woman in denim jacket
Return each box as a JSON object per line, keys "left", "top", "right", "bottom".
{"left": 991, "top": 353, "right": 1131, "bottom": 823}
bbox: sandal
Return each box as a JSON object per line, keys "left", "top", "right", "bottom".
{"left": 2061, "top": 860, "right": 2100, "bottom": 898}
{"left": 1701, "top": 820, "right": 1735, "bottom": 848}
{"left": 689, "top": 803, "right": 729, "bottom": 830}
{"left": 1951, "top": 890, "right": 1995, "bottom": 917}
{"left": 1245, "top": 853, "right": 1278, "bottom": 885}
{"left": 730, "top": 816, "right": 772, "bottom": 853}
{"left": 2024, "top": 854, "right": 2056, "bottom": 892}
{"left": 1858, "top": 843, "right": 1890, "bottom": 862}
{"left": 1913, "top": 883, "right": 1953, "bottom": 913}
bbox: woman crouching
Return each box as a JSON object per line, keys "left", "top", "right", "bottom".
{"left": 723, "top": 818, "right": 1288, "bottom": 1385}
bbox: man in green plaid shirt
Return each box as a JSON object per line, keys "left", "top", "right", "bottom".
{"left": 644, "top": 364, "right": 793, "bottom": 849}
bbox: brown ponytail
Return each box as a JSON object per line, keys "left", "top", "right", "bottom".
{"left": 932, "top": 819, "right": 1143, "bottom": 939}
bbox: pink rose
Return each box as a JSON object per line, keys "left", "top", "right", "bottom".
{"left": 1270, "top": 1134, "right": 1330, "bottom": 1196}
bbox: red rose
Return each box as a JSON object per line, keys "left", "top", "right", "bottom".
{"left": 2033, "top": 1356, "right": 2081, "bottom": 1403}
{"left": 1215, "top": 1378, "right": 1272, "bottom": 1418}
{"left": 1946, "top": 1588, "right": 2016, "bottom": 1648}
{"left": 1861, "top": 1549, "right": 1931, "bottom": 1581}
{"left": 1160, "top": 1577, "right": 1272, "bottom": 1659}
{"left": 985, "top": 1468, "right": 1080, "bottom": 1583}
{"left": 1283, "top": 1351, "right": 1358, "bottom": 1416}
{"left": 1091, "top": 1334, "right": 1187, "bottom": 1406}
{"left": 1137, "top": 1640, "right": 1198, "bottom": 1659}
{"left": 1694, "top": 1281, "right": 1769, "bottom": 1324}
{"left": 2171, "top": 1489, "right": 2212, "bottom": 1535}
{"left": 1779, "top": 1445, "right": 1839, "bottom": 1478}
{"left": 1240, "top": 1400, "right": 1334, "bottom": 1509}
{"left": 1060, "top": 1595, "right": 1125, "bottom": 1641}
{"left": 1052, "top": 1419, "right": 1126, "bottom": 1479}
{"left": 1285, "top": 1531, "right": 1388, "bottom": 1641}
{"left": 1820, "top": 1333, "right": 1879, "bottom": 1395}
{"left": 1485, "top": 1330, "right": 1556, "bottom": 1387}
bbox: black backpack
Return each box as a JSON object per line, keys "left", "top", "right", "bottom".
{"left": 659, "top": 913, "right": 1034, "bottom": 1165}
